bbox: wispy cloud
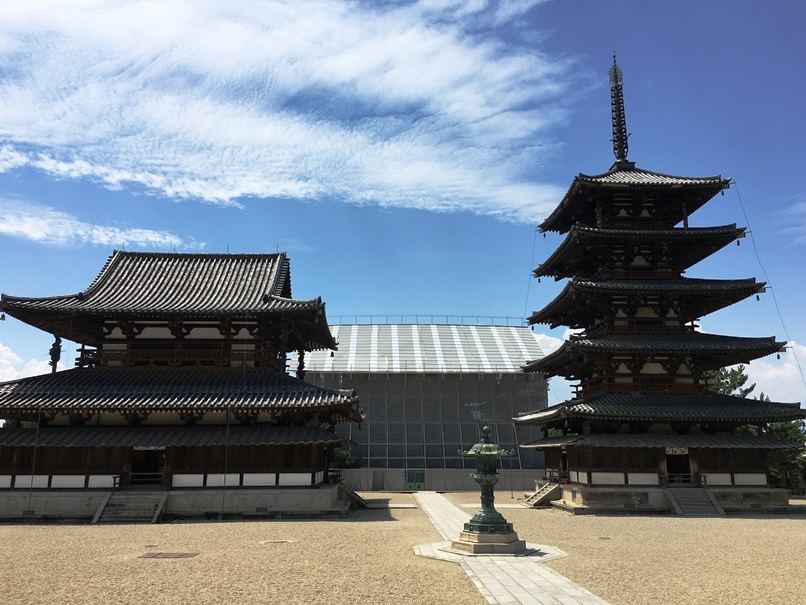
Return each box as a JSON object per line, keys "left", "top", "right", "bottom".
{"left": 0, "top": 0, "right": 574, "bottom": 223}
{"left": 779, "top": 195, "right": 806, "bottom": 245}
{"left": 0, "top": 197, "right": 192, "bottom": 249}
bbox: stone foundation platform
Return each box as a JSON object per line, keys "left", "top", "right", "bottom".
{"left": 451, "top": 530, "right": 527, "bottom": 554}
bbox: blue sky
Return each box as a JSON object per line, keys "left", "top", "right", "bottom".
{"left": 0, "top": 0, "right": 804, "bottom": 406}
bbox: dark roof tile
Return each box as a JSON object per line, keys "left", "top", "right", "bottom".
{"left": 0, "top": 425, "right": 344, "bottom": 447}
{"left": 1, "top": 250, "right": 322, "bottom": 316}
{"left": 0, "top": 367, "right": 361, "bottom": 420}
{"left": 514, "top": 392, "right": 804, "bottom": 424}
{"left": 521, "top": 433, "right": 799, "bottom": 449}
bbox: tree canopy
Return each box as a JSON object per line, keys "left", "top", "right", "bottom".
{"left": 703, "top": 364, "right": 756, "bottom": 398}
{"left": 705, "top": 365, "right": 805, "bottom": 491}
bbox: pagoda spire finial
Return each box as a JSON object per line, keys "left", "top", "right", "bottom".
{"left": 609, "top": 55, "right": 629, "bottom": 162}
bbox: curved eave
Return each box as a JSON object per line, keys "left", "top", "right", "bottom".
{"left": 520, "top": 434, "right": 801, "bottom": 449}
{"left": 296, "top": 299, "right": 338, "bottom": 351}
{"left": 1, "top": 297, "right": 336, "bottom": 351}
{"left": 522, "top": 345, "right": 570, "bottom": 374}
{"left": 534, "top": 224, "right": 746, "bottom": 279}
{"left": 522, "top": 335, "right": 786, "bottom": 379}
{"left": 570, "top": 333, "right": 785, "bottom": 357}
{"left": 528, "top": 278, "right": 766, "bottom": 327}
{"left": 515, "top": 394, "right": 804, "bottom": 426}
{"left": 527, "top": 281, "right": 575, "bottom": 327}
{"left": 0, "top": 295, "right": 324, "bottom": 319}
{"left": 0, "top": 368, "right": 362, "bottom": 422}
{"left": 539, "top": 168, "right": 730, "bottom": 233}
{"left": 0, "top": 425, "right": 348, "bottom": 448}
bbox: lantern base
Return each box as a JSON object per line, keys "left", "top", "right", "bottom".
{"left": 451, "top": 530, "right": 527, "bottom": 554}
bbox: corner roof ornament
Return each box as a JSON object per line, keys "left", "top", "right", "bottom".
{"left": 609, "top": 55, "right": 630, "bottom": 163}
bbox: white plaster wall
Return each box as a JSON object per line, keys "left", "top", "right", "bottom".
{"left": 88, "top": 475, "right": 117, "bottom": 488}
{"left": 205, "top": 473, "right": 241, "bottom": 487}
{"left": 590, "top": 472, "right": 625, "bottom": 485}
{"left": 702, "top": 473, "right": 732, "bottom": 486}
{"left": 242, "top": 473, "right": 276, "bottom": 487}
{"left": 50, "top": 475, "right": 86, "bottom": 488}
{"left": 137, "top": 327, "right": 174, "bottom": 339}
{"left": 184, "top": 328, "right": 223, "bottom": 340}
{"left": 733, "top": 473, "right": 767, "bottom": 486}
{"left": 277, "top": 473, "right": 311, "bottom": 487}
{"left": 172, "top": 474, "right": 205, "bottom": 488}
{"left": 0, "top": 475, "right": 11, "bottom": 488}
{"left": 13, "top": 475, "right": 49, "bottom": 489}
{"left": 627, "top": 472, "right": 659, "bottom": 485}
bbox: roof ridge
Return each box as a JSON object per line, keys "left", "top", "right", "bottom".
{"left": 112, "top": 249, "right": 287, "bottom": 259}
{"left": 578, "top": 165, "right": 728, "bottom": 182}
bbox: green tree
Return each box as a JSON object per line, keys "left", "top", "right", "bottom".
{"left": 333, "top": 446, "right": 363, "bottom": 469}
{"left": 702, "top": 364, "right": 756, "bottom": 397}
{"left": 705, "top": 365, "right": 805, "bottom": 491}
{"left": 766, "top": 420, "right": 806, "bottom": 491}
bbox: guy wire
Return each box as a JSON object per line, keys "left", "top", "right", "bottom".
{"left": 732, "top": 180, "right": 806, "bottom": 391}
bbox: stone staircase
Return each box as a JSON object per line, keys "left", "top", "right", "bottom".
{"left": 94, "top": 491, "right": 167, "bottom": 524}
{"left": 666, "top": 487, "right": 725, "bottom": 516}
{"left": 337, "top": 482, "right": 369, "bottom": 510}
{"left": 522, "top": 482, "right": 561, "bottom": 508}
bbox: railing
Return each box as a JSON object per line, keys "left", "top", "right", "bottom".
{"left": 330, "top": 314, "right": 526, "bottom": 326}
{"left": 581, "top": 382, "right": 708, "bottom": 397}
{"left": 594, "top": 269, "right": 681, "bottom": 280}
{"left": 667, "top": 473, "right": 692, "bottom": 485}
{"left": 587, "top": 322, "right": 697, "bottom": 336}
{"left": 77, "top": 348, "right": 281, "bottom": 368}
{"left": 130, "top": 472, "right": 164, "bottom": 486}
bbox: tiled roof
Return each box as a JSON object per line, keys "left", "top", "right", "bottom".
{"left": 569, "top": 332, "right": 783, "bottom": 352}
{"left": 514, "top": 392, "right": 804, "bottom": 424}
{"left": 579, "top": 166, "right": 727, "bottom": 186}
{"left": 294, "top": 324, "right": 544, "bottom": 373}
{"left": 538, "top": 164, "right": 730, "bottom": 233}
{"left": 524, "top": 333, "right": 784, "bottom": 376}
{"left": 0, "top": 367, "right": 361, "bottom": 419}
{"left": 520, "top": 433, "right": 798, "bottom": 449}
{"left": 0, "top": 250, "right": 314, "bottom": 316}
{"left": 534, "top": 224, "right": 744, "bottom": 279}
{"left": 528, "top": 278, "right": 764, "bottom": 326}
{"left": 570, "top": 277, "right": 762, "bottom": 292}
{"left": 0, "top": 425, "right": 344, "bottom": 448}
{"left": 570, "top": 224, "right": 744, "bottom": 239}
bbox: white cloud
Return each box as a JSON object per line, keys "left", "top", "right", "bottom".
{"left": 780, "top": 197, "right": 806, "bottom": 245}
{"left": 532, "top": 332, "right": 563, "bottom": 356}
{"left": 0, "top": 341, "right": 52, "bottom": 381}
{"left": 532, "top": 327, "right": 580, "bottom": 404}
{"left": 0, "top": 197, "right": 191, "bottom": 249}
{"left": 0, "top": 0, "right": 575, "bottom": 223}
{"left": 746, "top": 341, "right": 806, "bottom": 406}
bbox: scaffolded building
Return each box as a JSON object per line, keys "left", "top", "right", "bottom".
{"left": 515, "top": 59, "right": 805, "bottom": 513}
{"left": 298, "top": 323, "right": 548, "bottom": 491}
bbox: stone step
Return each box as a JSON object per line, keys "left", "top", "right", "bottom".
{"left": 97, "top": 491, "right": 165, "bottom": 524}
{"left": 668, "top": 488, "right": 722, "bottom": 516}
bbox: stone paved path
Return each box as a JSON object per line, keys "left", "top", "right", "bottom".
{"left": 414, "top": 492, "right": 609, "bottom": 605}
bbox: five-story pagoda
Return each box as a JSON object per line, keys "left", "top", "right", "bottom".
{"left": 515, "top": 58, "right": 805, "bottom": 513}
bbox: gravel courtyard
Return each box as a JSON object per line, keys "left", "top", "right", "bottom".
{"left": 0, "top": 492, "right": 803, "bottom": 605}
